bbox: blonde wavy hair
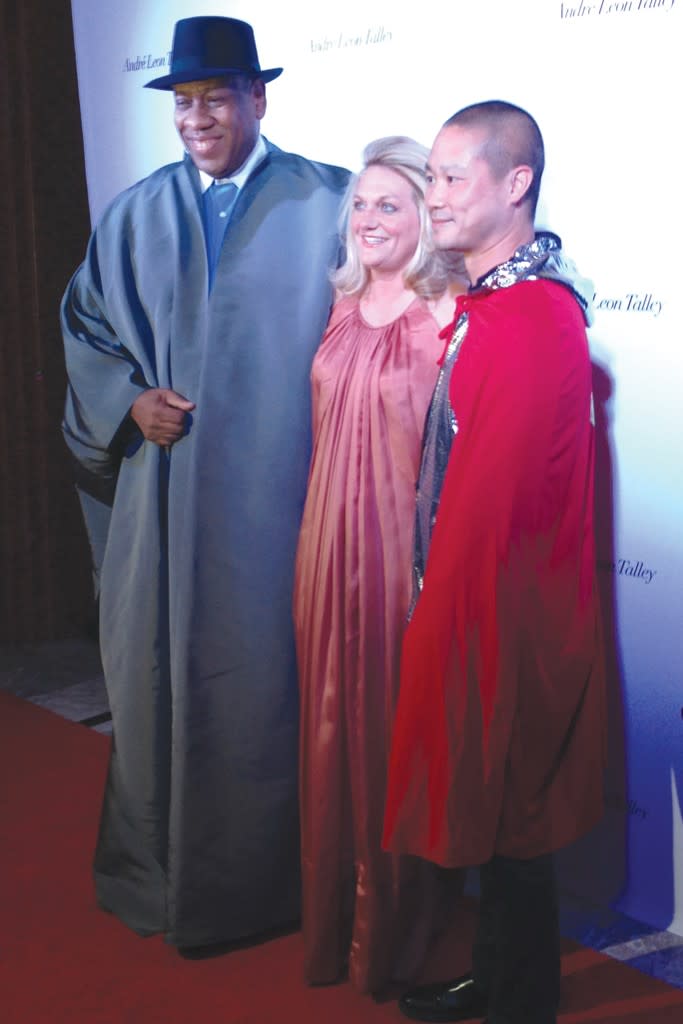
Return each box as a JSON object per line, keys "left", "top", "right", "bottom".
{"left": 332, "top": 136, "right": 451, "bottom": 300}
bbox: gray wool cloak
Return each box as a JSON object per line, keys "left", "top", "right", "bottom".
{"left": 61, "top": 140, "right": 349, "bottom": 947}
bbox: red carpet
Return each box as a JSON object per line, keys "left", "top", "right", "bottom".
{"left": 1, "top": 689, "right": 682, "bottom": 1023}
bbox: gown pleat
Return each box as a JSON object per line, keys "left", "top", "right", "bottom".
{"left": 294, "top": 295, "right": 452, "bottom": 992}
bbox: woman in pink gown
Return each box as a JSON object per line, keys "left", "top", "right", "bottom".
{"left": 294, "top": 137, "right": 467, "bottom": 993}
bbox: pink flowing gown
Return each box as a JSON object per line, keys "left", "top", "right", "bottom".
{"left": 294, "top": 294, "right": 448, "bottom": 993}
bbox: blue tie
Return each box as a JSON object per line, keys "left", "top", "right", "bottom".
{"left": 202, "top": 180, "right": 238, "bottom": 289}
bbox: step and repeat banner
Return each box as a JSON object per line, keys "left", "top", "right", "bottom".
{"left": 69, "top": 0, "right": 682, "bottom": 934}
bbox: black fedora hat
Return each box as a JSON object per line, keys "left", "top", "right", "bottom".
{"left": 145, "top": 16, "right": 282, "bottom": 90}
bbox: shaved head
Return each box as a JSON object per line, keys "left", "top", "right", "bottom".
{"left": 444, "top": 101, "right": 545, "bottom": 215}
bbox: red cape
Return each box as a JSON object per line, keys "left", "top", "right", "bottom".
{"left": 383, "top": 280, "right": 606, "bottom": 866}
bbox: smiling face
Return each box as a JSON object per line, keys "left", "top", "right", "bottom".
{"left": 350, "top": 164, "right": 422, "bottom": 279}
{"left": 426, "top": 123, "right": 532, "bottom": 280}
{"left": 173, "top": 76, "right": 266, "bottom": 178}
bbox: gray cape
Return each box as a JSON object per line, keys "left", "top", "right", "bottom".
{"left": 61, "top": 141, "right": 349, "bottom": 946}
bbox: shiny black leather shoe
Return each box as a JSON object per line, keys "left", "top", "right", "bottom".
{"left": 398, "top": 972, "right": 488, "bottom": 1022}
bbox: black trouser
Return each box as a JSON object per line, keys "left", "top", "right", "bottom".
{"left": 471, "top": 853, "right": 560, "bottom": 1024}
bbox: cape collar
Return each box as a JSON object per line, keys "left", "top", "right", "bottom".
{"left": 469, "top": 231, "right": 594, "bottom": 325}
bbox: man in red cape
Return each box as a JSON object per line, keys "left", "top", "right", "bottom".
{"left": 382, "top": 102, "right": 606, "bottom": 1024}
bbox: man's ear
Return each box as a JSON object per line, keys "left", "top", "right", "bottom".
{"left": 509, "top": 164, "right": 534, "bottom": 206}
{"left": 252, "top": 78, "right": 267, "bottom": 120}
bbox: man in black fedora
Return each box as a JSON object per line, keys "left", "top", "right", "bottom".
{"left": 61, "top": 16, "right": 349, "bottom": 955}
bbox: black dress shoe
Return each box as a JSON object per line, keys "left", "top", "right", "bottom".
{"left": 177, "top": 919, "right": 300, "bottom": 959}
{"left": 177, "top": 940, "right": 235, "bottom": 960}
{"left": 399, "top": 972, "right": 488, "bottom": 1022}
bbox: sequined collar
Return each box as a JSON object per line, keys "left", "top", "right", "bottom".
{"left": 470, "top": 231, "right": 594, "bottom": 325}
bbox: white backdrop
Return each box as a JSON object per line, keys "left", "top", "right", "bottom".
{"left": 69, "top": 0, "right": 683, "bottom": 935}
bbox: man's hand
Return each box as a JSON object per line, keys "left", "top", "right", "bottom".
{"left": 130, "top": 389, "right": 196, "bottom": 447}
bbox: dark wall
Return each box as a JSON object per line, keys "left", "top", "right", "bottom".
{"left": 0, "top": 0, "right": 94, "bottom": 643}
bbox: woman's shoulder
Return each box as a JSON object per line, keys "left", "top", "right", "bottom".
{"left": 420, "top": 281, "right": 467, "bottom": 331}
{"left": 327, "top": 292, "right": 360, "bottom": 328}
